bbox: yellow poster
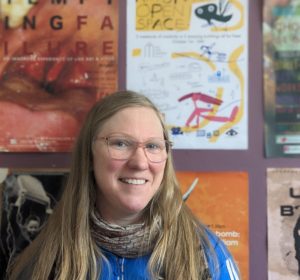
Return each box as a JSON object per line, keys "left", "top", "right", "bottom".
{"left": 127, "top": 0, "right": 248, "bottom": 150}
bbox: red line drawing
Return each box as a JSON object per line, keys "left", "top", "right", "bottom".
{"left": 178, "top": 92, "right": 238, "bottom": 127}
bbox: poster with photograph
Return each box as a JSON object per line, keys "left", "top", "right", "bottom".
{"left": 177, "top": 171, "right": 249, "bottom": 280}
{"left": 0, "top": 0, "right": 118, "bottom": 152}
{"left": 127, "top": 0, "right": 248, "bottom": 150}
{"left": 264, "top": 1, "right": 300, "bottom": 157}
{"left": 267, "top": 168, "right": 300, "bottom": 279}
{"left": 0, "top": 168, "right": 68, "bottom": 278}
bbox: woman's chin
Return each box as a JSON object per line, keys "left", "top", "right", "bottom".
{"left": 121, "top": 200, "right": 149, "bottom": 219}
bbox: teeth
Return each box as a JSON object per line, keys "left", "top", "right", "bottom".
{"left": 121, "top": 178, "right": 146, "bottom": 185}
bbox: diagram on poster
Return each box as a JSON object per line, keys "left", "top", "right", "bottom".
{"left": 127, "top": 0, "right": 248, "bottom": 149}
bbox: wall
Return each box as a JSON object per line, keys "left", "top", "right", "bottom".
{"left": 1, "top": 1, "right": 299, "bottom": 279}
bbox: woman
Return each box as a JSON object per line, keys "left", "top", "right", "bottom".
{"left": 7, "top": 90, "right": 240, "bottom": 280}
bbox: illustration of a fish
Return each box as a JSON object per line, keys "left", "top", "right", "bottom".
{"left": 195, "top": 1, "right": 232, "bottom": 25}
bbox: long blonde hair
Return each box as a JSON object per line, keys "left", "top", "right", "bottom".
{"left": 7, "top": 90, "right": 214, "bottom": 280}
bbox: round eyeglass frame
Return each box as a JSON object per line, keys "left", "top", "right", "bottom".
{"left": 96, "top": 136, "right": 173, "bottom": 163}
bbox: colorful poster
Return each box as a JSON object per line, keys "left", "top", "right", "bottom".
{"left": 177, "top": 171, "right": 249, "bottom": 280}
{"left": 127, "top": 0, "right": 248, "bottom": 149}
{"left": 0, "top": 168, "right": 67, "bottom": 278}
{"left": 0, "top": 0, "right": 118, "bottom": 152}
{"left": 267, "top": 168, "right": 300, "bottom": 279}
{"left": 263, "top": 1, "right": 300, "bottom": 157}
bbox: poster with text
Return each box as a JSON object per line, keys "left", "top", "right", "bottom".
{"left": 263, "top": 1, "right": 300, "bottom": 157}
{"left": 267, "top": 168, "right": 300, "bottom": 279}
{"left": 0, "top": 0, "right": 118, "bottom": 152}
{"left": 177, "top": 171, "right": 249, "bottom": 280}
{"left": 0, "top": 168, "right": 68, "bottom": 278}
{"left": 127, "top": 0, "right": 248, "bottom": 149}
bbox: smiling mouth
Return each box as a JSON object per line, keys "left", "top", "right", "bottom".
{"left": 119, "top": 178, "right": 147, "bottom": 185}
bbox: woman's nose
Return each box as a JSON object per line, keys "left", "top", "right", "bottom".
{"left": 127, "top": 146, "right": 149, "bottom": 169}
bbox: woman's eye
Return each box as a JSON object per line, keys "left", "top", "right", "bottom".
{"left": 110, "top": 139, "right": 131, "bottom": 148}
{"left": 146, "top": 142, "right": 161, "bottom": 150}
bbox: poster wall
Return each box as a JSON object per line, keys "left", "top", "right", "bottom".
{"left": 263, "top": 1, "right": 300, "bottom": 157}
{"left": 177, "top": 171, "right": 249, "bottom": 280}
{"left": 127, "top": 0, "right": 248, "bottom": 150}
{"left": 267, "top": 168, "right": 300, "bottom": 279}
{"left": 0, "top": 0, "right": 118, "bottom": 152}
{"left": 0, "top": 168, "right": 67, "bottom": 279}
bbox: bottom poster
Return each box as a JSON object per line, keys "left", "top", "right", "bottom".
{"left": 267, "top": 168, "right": 300, "bottom": 280}
{"left": 177, "top": 171, "right": 249, "bottom": 280}
{"left": 0, "top": 168, "right": 68, "bottom": 278}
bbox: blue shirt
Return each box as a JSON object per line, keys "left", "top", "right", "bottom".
{"left": 98, "top": 229, "right": 240, "bottom": 280}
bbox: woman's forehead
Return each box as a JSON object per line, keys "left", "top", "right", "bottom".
{"left": 96, "top": 107, "right": 164, "bottom": 138}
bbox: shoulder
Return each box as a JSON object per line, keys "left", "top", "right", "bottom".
{"left": 203, "top": 228, "right": 240, "bottom": 280}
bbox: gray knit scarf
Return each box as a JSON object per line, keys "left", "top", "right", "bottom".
{"left": 90, "top": 210, "right": 157, "bottom": 258}
{"left": 90, "top": 210, "right": 212, "bottom": 279}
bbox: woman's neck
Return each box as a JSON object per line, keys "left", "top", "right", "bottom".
{"left": 95, "top": 205, "right": 144, "bottom": 227}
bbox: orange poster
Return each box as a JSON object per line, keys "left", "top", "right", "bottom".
{"left": 0, "top": 0, "right": 118, "bottom": 152}
{"left": 177, "top": 171, "right": 249, "bottom": 280}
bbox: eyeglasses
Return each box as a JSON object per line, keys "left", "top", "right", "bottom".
{"left": 96, "top": 135, "right": 172, "bottom": 163}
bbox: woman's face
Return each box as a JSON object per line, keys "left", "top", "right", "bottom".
{"left": 92, "top": 107, "right": 167, "bottom": 225}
